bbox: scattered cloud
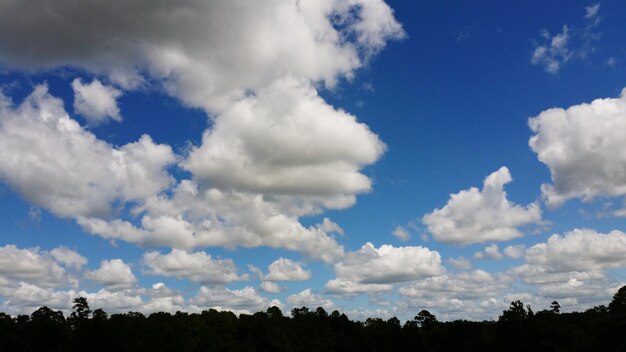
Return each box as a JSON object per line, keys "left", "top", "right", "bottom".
{"left": 392, "top": 225, "right": 410, "bottom": 241}
{"left": 0, "top": 245, "right": 72, "bottom": 288}
{"left": 447, "top": 256, "right": 472, "bottom": 270}
{"left": 49, "top": 247, "right": 88, "bottom": 270}
{"left": 71, "top": 78, "right": 122, "bottom": 125}
{"left": 529, "top": 88, "right": 626, "bottom": 207}
{"left": 422, "top": 167, "right": 542, "bottom": 244}
{"left": 474, "top": 244, "right": 503, "bottom": 260}
{"left": 0, "top": 85, "right": 176, "bottom": 218}
{"left": 287, "top": 289, "right": 335, "bottom": 311}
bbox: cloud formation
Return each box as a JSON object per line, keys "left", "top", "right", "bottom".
{"left": 422, "top": 167, "right": 542, "bottom": 244}
{"left": 529, "top": 88, "right": 626, "bottom": 207}
{"left": 86, "top": 259, "right": 137, "bottom": 290}
{"left": 71, "top": 78, "right": 122, "bottom": 125}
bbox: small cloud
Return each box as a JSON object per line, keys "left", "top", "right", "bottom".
{"left": 585, "top": 3, "right": 600, "bottom": 19}
{"left": 392, "top": 225, "right": 410, "bottom": 241}
{"left": 606, "top": 57, "right": 617, "bottom": 67}
{"left": 448, "top": 256, "right": 472, "bottom": 270}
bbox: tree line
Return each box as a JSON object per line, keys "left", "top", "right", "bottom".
{"left": 1, "top": 285, "right": 625, "bottom": 351}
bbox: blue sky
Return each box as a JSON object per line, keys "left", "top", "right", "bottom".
{"left": 0, "top": 0, "right": 625, "bottom": 321}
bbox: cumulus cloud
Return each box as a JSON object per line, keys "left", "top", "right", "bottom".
{"left": 78, "top": 180, "right": 345, "bottom": 262}
{"left": 326, "top": 242, "right": 444, "bottom": 293}
{"left": 50, "top": 246, "right": 88, "bottom": 269}
{"left": 422, "top": 167, "right": 542, "bottom": 244}
{"left": 265, "top": 258, "right": 312, "bottom": 282}
{"left": 447, "top": 256, "right": 472, "bottom": 270}
{"left": 0, "top": 86, "right": 176, "bottom": 218}
{"left": 503, "top": 244, "right": 525, "bottom": 259}
{"left": 0, "top": 0, "right": 404, "bottom": 111}
{"left": 260, "top": 281, "right": 284, "bottom": 294}
{"left": 182, "top": 78, "right": 385, "bottom": 197}
{"left": 529, "top": 88, "right": 626, "bottom": 207}
{"left": 86, "top": 259, "right": 137, "bottom": 290}
{"left": 525, "top": 228, "right": 626, "bottom": 272}
{"left": 399, "top": 270, "right": 515, "bottom": 320}
{"left": 474, "top": 244, "right": 503, "bottom": 260}
{"left": 0, "top": 245, "right": 70, "bottom": 288}
{"left": 71, "top": 78, "right": 122, "bottom": 125}
{"left": 287, "top": 289, "right": 335, "bottom": 311}
{"left": 142, "top": 249, "right": 243, "bottom": 285}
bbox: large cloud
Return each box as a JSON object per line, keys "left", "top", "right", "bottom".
{"left": 183, "top": 78, "right": 385, "bottom": 197}
{"left": 0, "top": 86, "right": 176, "bottom": 218}
{"left": 77, "top": 180, "right": 345, "bottom": 262}
{"left": 326, "top": 242, "right": 444, "bottom": 293}
{"left": 0, "top": 245, "right": 70, "bottom": 288}
{"left": 529, "top": 88, "right": 626, "bottom": 207}
{"left": 0, "top": 0, "right": 404, "bottom": 111}
{"left": 422, "top": 167, "right": 542, "bottom": 244}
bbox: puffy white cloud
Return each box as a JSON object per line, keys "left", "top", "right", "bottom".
{"left": 78, "top": 181, "right": 345, "bottom": 262}
{"left": 260, "top": 281, "right": 284, "bottom": 293}
{"left": 287, "top": 289, "right": 335, "bottom": 310}
{"left": 49, "top": 246, "right": 88, "bottom": 270}
{"left": 71, "top": 78, "right": 122, "bottom": 125}
{"left": 82, "top": 289, "right": 143, "bottom": 313}
{"left": 474, "top": 244, "right": 503, "bottom": 260}
{"left": 525, "top": 228, "right": 626, "bottom": 272}
{"left": 86, "top": 259, "right": 137, "bottom": 290}
{"left": 142, "top": 249, "right": 243, "bottom": 285}
{"left": 529, "top": 88, "right": 626, "bottom": 207}
{"left": 190, "top": 286, "right": 274, "bottom": 313}
{"left": 0, "top": 245, "right": 69, "bottom": 288}
{"left": 422, "top": 167, "right": 542, "bottom": 244}
{"left": 331, "top": 243, "right": 444, "bottom": 287}
{"left": 0, "top": 86, "right": 176, "bottom": 218}
{"left": 392, "top": 225, "right": 410, "bottom": 241}
{"left": 182, "top": 78, "right": 385, "bottom": 197}
{"left": 0, "top": 282, "right": 75, "bottom": 315}
{"left": 265, "top": 258, "right": 312, "bottom": 281}
{"left": 503, "top": 244, "right": 525, "bottom": 259}
{"left": 0, "top": 0, "right": 404, "bottom": 111}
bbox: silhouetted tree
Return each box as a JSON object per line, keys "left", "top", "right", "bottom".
{"left": 550, "top": 301, "right": 561, "bottom": 314}
{"left": 609, "top": 285, "right": 626, "bottom": 314}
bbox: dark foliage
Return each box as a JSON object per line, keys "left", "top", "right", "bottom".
{"left": 2, "top": 287, "right": 626, "bottom": 351}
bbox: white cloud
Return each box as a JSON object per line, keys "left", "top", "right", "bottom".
{"left": 50, "top": 246, "right": 88, "bottom": 269}
{"left": 398, "top": 270, "right": 515, "bottom": 321}
{"left": 190, "top": 286, "right": 274, "bottom": 313}
{"left": 0, "top": 0, "right": 404, "bottom": 112}
{"left": 392, "top": 225, "right": 410, "bottom": 241}
{"left": 78, "top": 180, "right": 345, "bottom": 262}
{"left": 331, "top": 242, "right": 444, "bottom": 287}
{"left": 447, "top": 256, "right": 472, "bottom": 270}
{"left": 503, "top": 244, "right": 525, "bottom": 259}
{"left": 324, "top": 279, "right": 392, "bottom": 294}
{"left": 182, "top": 78, "right": 385, "bottom": 197}
{"left": 422, "top": 167, "right": 542, "bottom": 244}
{"left": 265, "top": 258, "right": 312, "bottom": 282}
{"left": 531, "top": 26, "right": 571, "bottom": 74}
{"left": 0, "top": 282, "right": 75, "bottom": 315}
{"left": 525, "top": 228, "right": 626, "bottom": 272}
{"left": 86, "top": 259, "right": 137, "bottom": 290}
{"left": 142, "top": 249, "right": 243, "bottom": 285}
{"left": 287, "top": 289, "right": 335, "bottom": 311}
{"left": 260, "top": 281, "right": 284, "bottom": 293}
{"left": 0, "top": 245, "right": 69, "bottom": 288}
{"left": 71, "top": 78, "right": 122, "bottom": 125}
{"left": 529, "top": 89, "right": 626, "bottom": 207}
{"left": 474, "top": 244, "right": 503, "bottom": 260}
{"left": 0, "top": 85, "right": 175, "bottom": 218}
{"left": 585, "top": 4, "right": 600, "bottom": 19}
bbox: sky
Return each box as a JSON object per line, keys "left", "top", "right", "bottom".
{"left": 0, "top": 0, "right": 625, "bottom": 321}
